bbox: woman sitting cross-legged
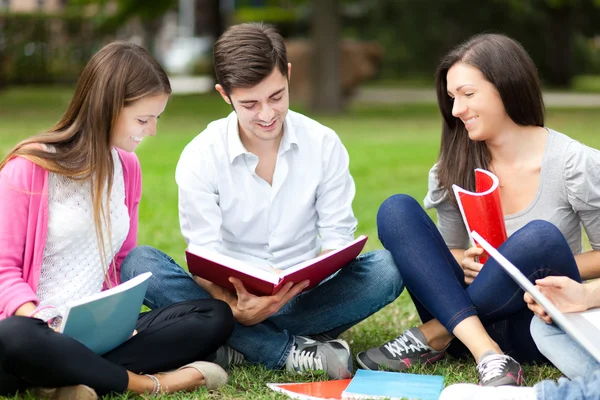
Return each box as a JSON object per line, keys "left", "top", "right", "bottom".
{"left": 0, "top": 41, "right": 233, "bottom": 399}
{"left": 356, "top": 33, "right": 600, "bottom": 386}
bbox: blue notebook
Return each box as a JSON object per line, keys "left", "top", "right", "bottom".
{"left": 58, "top": 272, "right": 152, "bottom": 355}
{"left": 342, "top": 370, "right": 444, "bottom": 400}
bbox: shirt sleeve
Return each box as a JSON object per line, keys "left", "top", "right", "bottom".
{"left": 175, "top": 144, "right": 223, "bottom": 250}
{"left": 0, "top": 157, "right": 41, "bottom": 316}
{"left": 423, "top": 163, "right": 470, "bottom": 249}
{"left": 315, "top": 133, "right": 357, "bottom": 251}
{"left": 564, "top": 140, "right": 600, "bottom": 250}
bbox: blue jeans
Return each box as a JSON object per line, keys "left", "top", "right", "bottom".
{"left": 377, "top": 194, "right": 581, "bottom": 363}
{"left": 531, "top": 316, "right": 600, "bottom": 380}
{"left": 120, "top": 246, "right": 404, "bottom": 369}
{"left": 536, "top": 370, "right": 600, "bottom": 400}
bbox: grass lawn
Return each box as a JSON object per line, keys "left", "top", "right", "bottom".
{"left": 1, "top": 86, "right": 599, "bottom": 399}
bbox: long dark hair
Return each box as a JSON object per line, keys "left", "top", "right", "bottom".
{"left": 1, "top": 41, "right": 171, "bottom": 285}
{"left": 435, "top": 33, "right": 545, "bottom": 205}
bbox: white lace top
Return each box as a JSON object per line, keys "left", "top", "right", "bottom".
{"left": 37, "top": 149, "right": 130, "bottom": 310}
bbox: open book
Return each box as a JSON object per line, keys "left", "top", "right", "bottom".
{"left": 452, "top": 168, "right": 507, "bottom": 263}
{"left": 186, "top": 236, "right": 368, "bottom": 296}
{"left": 58, "top": 272, "right": 151, "bottom": 355}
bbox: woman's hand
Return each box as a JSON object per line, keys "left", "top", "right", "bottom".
{"left": 524, "top": 276, "right": 589, "bottom": 324}
{"left": 193, "top": 276, "right": 310, "bottom": 326}
{"left": 462, "top": 246, "right": 484, "bottom": 285}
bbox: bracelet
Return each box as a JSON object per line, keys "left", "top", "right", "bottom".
{"left": 145, "top": 374, "right": 161, "bottom": 395}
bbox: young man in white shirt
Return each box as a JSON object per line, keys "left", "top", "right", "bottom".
{"left": 121, "top": 22, "right": 403, "bottom": 379}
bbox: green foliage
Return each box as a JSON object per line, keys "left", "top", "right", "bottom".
{"left": 67, "top": 0, "right": 177, "bottom": 32}
{"left": 0, "top": 12, "right": 97, "bottom": 85}
{"left": 350, "top": 0, "right": 600, "bottom": 86}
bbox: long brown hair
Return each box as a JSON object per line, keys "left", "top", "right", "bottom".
{"left": 0, "top": 41, "right": 171, "bottom": 285}
{"left": 435, "top": 33, "right": 544, "bottom": 206}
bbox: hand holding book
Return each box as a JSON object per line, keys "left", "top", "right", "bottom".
{"left": 193, "top": 275, "right": 310, "bottom": 326}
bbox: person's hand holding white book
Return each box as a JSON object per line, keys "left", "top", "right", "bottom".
{"left": 524, "top": 276, "right": 600, "bottom": 324}
{"left": 193, "top": 275, "right": 309, "bottom": 326}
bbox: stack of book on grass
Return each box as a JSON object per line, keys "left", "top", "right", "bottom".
{"left": 267, "top": 369, "right": 444, "bottom": 400}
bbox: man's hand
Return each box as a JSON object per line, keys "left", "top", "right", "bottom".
{"left": 524, "top": 276, "right": 589, "bottom": 324}
{"left": 229, "top": 277, "right": 310, "bottom": 326}
{"left": 194, "top": 275, "right": 238, "bottom": 305}
{"left": 462, "top": 246, "right": 484, "bottom": 285}
{"left": 193, "top": 275, "right": 310, "bottom": 326}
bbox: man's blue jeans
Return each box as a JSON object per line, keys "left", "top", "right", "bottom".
{"left": 120, "top": 247, "right": 404, "bottom": 369}
{"left": 377, "top": 194, "right": 581, "bottom": 363}
{"left": 531, "top": 316, "right": 600, "bottom": 379}
{"left": 536, "top": 370, "right": 600, "bottom": 400}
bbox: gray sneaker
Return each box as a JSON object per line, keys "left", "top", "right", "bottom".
{"left": 477, "top": 351, "right": 523, "bottom": 387}
{"left": 285, "top": 336, "right": 353, "bottom": 379}
{"left": 356, "top": 327, "right": 447, "bottom": 371}
{"left": 208, "top": 345, "right": 245, "bottom": 370}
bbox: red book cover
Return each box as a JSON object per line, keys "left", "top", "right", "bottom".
{"left": 267, "top": 380, "right": 352, "bottom": 400}
{"left": 452, "top": 169, "right": 507, "bottom": 263}
{"left": 185, "top": 236, "right": 368, "bottom": 296}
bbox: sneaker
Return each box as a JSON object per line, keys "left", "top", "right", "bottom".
{"left": 439, "top": 383, "right": 536, "bottom": 400}
{"left": 356, "top": 327, "right": 447, "bottom": 371}
{"left": 477, "top": 351, "right": 523, "bottom": 386}
{"left": 32, "top": 385, "right": 98, "bottom": 400}
{"left": 285, "top": 336, "right": 352, "bottom": 380}
{"left": 207, "top": 345, "right": 245, "bottom": 370}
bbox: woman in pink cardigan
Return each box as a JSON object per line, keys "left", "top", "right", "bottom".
{"left": 0, "top": 42, "right": 233, "bottom": 399}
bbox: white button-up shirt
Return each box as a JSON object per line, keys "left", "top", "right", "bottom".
{"left": 175, "top": 110, "right": 357, "bottom": 270}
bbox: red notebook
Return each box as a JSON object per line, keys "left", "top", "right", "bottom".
{"left": 185, "top": 236, "right": 368, "bottom": 296}
{"left": 267, "top": 380, "right": 352, "bottom": 400}
{"left": 452, "top": 169, "right": 507, "bottom": 263}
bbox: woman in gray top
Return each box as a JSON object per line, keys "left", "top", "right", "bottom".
{"left": 356, "top": 33, "right": 600, "bottom": 386}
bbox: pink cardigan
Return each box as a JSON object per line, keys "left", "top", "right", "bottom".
{"left": 0, "top": 148, "right": 142, "bottom": 320}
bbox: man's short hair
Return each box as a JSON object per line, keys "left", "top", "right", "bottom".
{"left": 213, "top": 22, "right": 288, "bottom": 95}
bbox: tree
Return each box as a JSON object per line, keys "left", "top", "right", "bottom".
{"left": 310, "top": 0, "right": 343, "bottom": 113}
{"left": 68, "top": 0, "right": 178, "bottom": 52}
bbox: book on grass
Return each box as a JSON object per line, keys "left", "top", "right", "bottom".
{"left": 186, "top": 235, "right": 368, "bottom": 296}
{"left": 58, "top": 272, "right": 152, "bottom": 355}
{"left": 452, "top": 168, "right": 507, "bottom": 263}
{"left": 267, "top": 379, "right": 352, "bottom": 400}
{"left": 341, "top": 370, "right": 444, "bottom": 400}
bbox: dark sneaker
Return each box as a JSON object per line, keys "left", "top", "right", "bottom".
{"left": 208, "top": 345, "right": 245, "bottom": 370}
{"left": 477, "top": 351, "right": 523, "bottom": 386}
{"left": 356, "top": 327, "right": 447, "bottom": 371}
{"left": 285, "top": 336, "right": 352, "bottom": 379}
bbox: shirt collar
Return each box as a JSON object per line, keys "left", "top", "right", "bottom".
{"left": 226, "top": 111, "right": 299, "bottom": 164}
{"left": 227, "top": 112, "right": 247, "bottom": 164}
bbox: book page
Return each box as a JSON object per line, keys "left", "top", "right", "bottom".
{"left": 580, "top": 308, "right": 600, "bottom": 329}
{"left": 281, "top": 235, "right": 367, "bottom": 277}
{"left": 187, "top": 244, "right": 281, "bottom": 284}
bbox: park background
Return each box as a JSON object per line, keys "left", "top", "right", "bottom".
{"left": 1, "top": 0, "right": 600, "bottom": 399}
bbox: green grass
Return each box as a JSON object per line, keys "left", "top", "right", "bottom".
{"left": 2, "top": 86, "right": 600, "bottom": 399}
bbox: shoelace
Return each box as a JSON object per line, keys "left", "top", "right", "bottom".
{"left": 477, "top": 353, "right": 510, "bottom": 383}
{"left": 383, "top": 330, "right": 429, "bottom": 358}
{"left": 288, "top": 347, "right": 323, "bottom": 372}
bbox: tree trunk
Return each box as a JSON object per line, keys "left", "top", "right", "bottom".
{"left": 545, "top": 5, "right": 574, "bottom": 87}
{"left": 310, "top": 0, "right": 343, "bottom": 113}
